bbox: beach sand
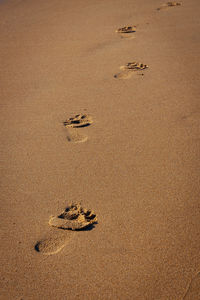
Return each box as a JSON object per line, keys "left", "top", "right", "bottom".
{"left": 0, "top": 0, "right": 200, "bottom": 299}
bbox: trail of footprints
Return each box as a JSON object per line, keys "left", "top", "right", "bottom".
{"left": 34, "top": 11, "right": 200, "bottom": 300}
{"left": 35, "top": 0, "right": 183, "bottom": 253}
{"left": 35, "top": 3, "right": 200, "bottom": 298}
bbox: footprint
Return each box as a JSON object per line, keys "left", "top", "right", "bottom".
{"left": 35, "top": 204, "right": 97, "bottom": 255}
{"left": 116, "top": 26, "right": 136, "bottom": 39}
{"left": 49, "top": 203, "right": 98, "bottom": 230}
{"left": 157, "top": 2, "right": 181, "bottom": 10}
{"left": 183, "top": 272, "right": 200, "bottom": 300}
{"left": 63, "top": 114, "right": 93, "bottom": 143}
{"left": 35, "top": 230, "right": 72, "bottom": 255}
{"left": 114, "top": 62, "right": 148, "bottom": 79}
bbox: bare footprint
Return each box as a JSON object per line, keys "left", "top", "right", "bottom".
{"left": 63, "top": 114, "right": 93, "bottom": 143}
{"left": 35, "top": 204, "right": 97, "bottom": 255}
{"left": 116, "top": 26, "right": 136, "bottom": 39}
{"left": 183, "top": 272, "right": 200, "bottom": 299}
{"left": 49, "top": 203, "right": 98, "bottom": 230}
{"left": 157, "top": 2, "right": 181, "bottom": 10}
{"left": 114, "top": 62, "right": 148, "bottom": 79}
{"left": 35, "top": 230, "right": 72, "bottom": 255}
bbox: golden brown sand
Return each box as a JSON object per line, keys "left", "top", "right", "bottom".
{"left": 0, "top": 0, "right": 200, "bottom": 299}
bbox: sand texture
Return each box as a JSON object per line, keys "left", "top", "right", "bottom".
{"left": 183, "top": 273, "right": 200, "bottom": 299}
{"left": 0, "top": 0, "right": 200, "bottom": 299}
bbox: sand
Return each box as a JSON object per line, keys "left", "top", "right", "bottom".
{"left": 0, "top": 0, "right": 200, "bottom": 299}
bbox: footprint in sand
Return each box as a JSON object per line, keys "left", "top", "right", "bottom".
{"left": 183, "top": 272, "right": 200, "bottom": 300}
{"left": 35, "top": 203, "right": 97, "bottom": 255}
{"left": 157, "top": 2, "right": 181, "bottom": 10}
{"left": 114, "top": 62, "right": 148, "bottom": 79}
{"left": 63, "top": 114, "right": 93, "bottom": 143}
{"left": 116, "top": 26, "right": 137, "bottom": 39}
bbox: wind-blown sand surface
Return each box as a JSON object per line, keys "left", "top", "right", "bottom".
{"left": 0, "top": 0, "right": 200, "bottom": 299}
